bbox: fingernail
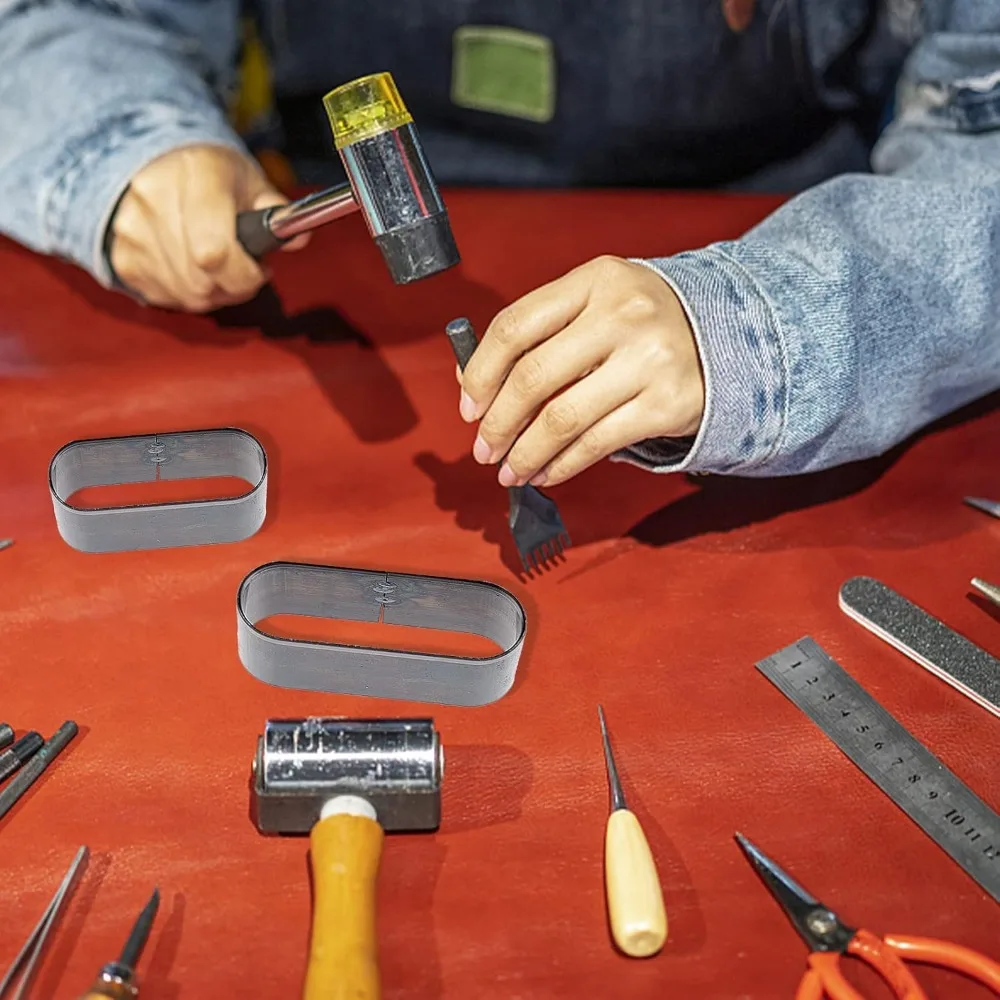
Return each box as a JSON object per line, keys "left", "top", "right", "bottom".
{"left": 530, "top": 470, "right": 548, "bottom": 487}
{"left": 460, "top": 391, "right": 477, "bottom": 422}
{"left": 498, "top": 463, "right": 518, "bottom": 487}
{"left": 473, "top": 435, "right": 493, "bottom": 464}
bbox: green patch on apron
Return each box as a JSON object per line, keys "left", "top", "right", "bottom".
{"left": 451, "top": 26, "right": 556, "bottom": 123}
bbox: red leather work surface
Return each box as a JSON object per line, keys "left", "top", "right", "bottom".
{"left": 1, "top": 189, "right": 998, "bottom": 999}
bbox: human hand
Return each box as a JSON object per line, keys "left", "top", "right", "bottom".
{"left": 458, "top": 256, "right": 704, "bottom": 487}
{"left": 110, "top": 144, "right": 309, "bottom": 312}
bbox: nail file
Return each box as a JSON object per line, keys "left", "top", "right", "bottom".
{"left": 838, "top": 576, "right": 1000, "bottom": 719}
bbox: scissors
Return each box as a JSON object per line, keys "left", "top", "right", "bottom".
{"left": 735, "top": 833, "right": 1000, "bottom": 999}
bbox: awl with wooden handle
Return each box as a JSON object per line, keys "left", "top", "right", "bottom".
{"left": 76, "top": 888, "right": 159, "bottom": 999}
{"left": 597, "top": 705, "right": 667, "bottom": 957}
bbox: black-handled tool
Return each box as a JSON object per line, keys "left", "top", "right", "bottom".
{"left": 444, "top": 317, "right": 571, "bottom": 574}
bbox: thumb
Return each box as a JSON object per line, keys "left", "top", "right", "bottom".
{"left": 247, "top": 170, "right": 311, "bottom": 253}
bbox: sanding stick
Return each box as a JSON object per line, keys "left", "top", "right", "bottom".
{"left": 839, "top": 577, "right": 1000, "bottom": 719}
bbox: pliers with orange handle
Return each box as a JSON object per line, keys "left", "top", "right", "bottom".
{"left": 735, "top": 833, "right": 1000, "bottom": 999}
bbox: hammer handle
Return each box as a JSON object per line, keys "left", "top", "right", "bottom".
{"left": 305, "top": 812, "right": 385, "bottom": 1000}
{"left": 236, "top": 208, "right": 287, "bottom": 259}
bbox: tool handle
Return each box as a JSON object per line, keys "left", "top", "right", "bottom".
{"left": 304, "top": 797, "right": 384, "bottom": 1000}
{"left": 445, "top": 317, "right": 479, "bottom": 371}
{"left": 885, "top": 934, "right": 1000, "bottom": 992}
{"left": 76, "top": 986, "right": 134, "bottom": 1000}
{"left": 604, "top": 809, "right": 667, "bottom": 958}
{"left": 236, "top": 207, "right": 286, "bottom": 259}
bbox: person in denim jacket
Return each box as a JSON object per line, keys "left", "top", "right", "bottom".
{"left": 0, "top": 1, "right": 997, "bottom": 486}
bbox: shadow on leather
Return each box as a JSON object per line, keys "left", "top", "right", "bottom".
{"left": 441, "top": 744, "right": 535, "bottom": 834}
{"left": 213, "top": 285, "right": 418, "bottom": 445}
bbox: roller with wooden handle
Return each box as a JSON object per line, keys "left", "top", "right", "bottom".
{"left": 250, "top": 718, "right": 444, "bottom": 1000}
{"left": 597, "top": 706, "right": 667, "bottom": 957}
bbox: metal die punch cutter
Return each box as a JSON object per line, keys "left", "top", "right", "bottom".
{"left": 237, "top": 562, "right": 527, "bottom": 706}
{"left": 48, "top": 428, "right": 267, "bottom": 553}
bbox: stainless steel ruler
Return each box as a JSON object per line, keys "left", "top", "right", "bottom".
{"left": 756, "top": 636, "right": 1000, "bottom": 903}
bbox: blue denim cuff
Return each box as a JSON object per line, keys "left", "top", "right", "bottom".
{"left": 43, "top": 103, "right": 246, "bottom": 287}
{"left": 613, "top": 247, "right": 788, "bottom": 475}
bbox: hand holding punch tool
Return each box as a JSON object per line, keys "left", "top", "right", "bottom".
{"left": 251, "top": 717, "right": 443, "bottom": 1000}
{"left": 735, "top": 833, "right": 1000, "bottom": 999}
{"left": 76, "top": 888, "right": 159, "bottom": 1000}
{"left": 445, "top": 318, "right": 572, "bottom": 573}
{"left": 236, "top": 72, "right": 459, "bottom": 285}
{"left": 597, "top": 706, "right": 666, "bottom": 958}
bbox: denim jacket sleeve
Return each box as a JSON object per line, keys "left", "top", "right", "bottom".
{"left": 0, "top": 0, "right": 244, "bottom": 287}
{"left": 620, "top": 1, "right": 1000, "bottom": 478}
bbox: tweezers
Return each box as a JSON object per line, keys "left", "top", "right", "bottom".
{"left": 1, "top": 846, "right": 88, "bottom": 999}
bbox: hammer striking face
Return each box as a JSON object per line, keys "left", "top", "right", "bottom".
{"left": 252, "top": 717, "right": 443, "bottom": 834}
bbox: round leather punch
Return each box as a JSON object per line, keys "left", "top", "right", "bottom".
{"left": 48, "top": 427, "right": 267, "bottom": 553}
{"left": 236, "top": 561, "right": 527, "bottom": 706}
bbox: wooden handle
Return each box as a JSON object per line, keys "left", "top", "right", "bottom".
{"left": 303, "top": 799, "right": 385, "bottom": 1000}
{"left": 604, "top": 809, "right": 667, "bottom": 958}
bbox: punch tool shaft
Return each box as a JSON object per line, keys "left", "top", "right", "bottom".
{"left": 597, "top": 706, "right": 666, "bottom": 958}
{"left": 1, "top": 846, "right": 88, "bottom": 999}
{"left": 0, "top": 724, "right": 14, "bottom": 751}
{"left": 77, "top": 888, "right": 160, "bottom": 999}
{"left": 445, "top": 317, "right": 571, "bottom": 573}
{"left": 0, "top": 721, "right": 78, "bottom": 822}
{"left": 0, "top": 733, "right": 43, "bottom": 784}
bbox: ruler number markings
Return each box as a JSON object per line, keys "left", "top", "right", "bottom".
{"left": 758, "top": 638, "right": 1000, "bottom": 897}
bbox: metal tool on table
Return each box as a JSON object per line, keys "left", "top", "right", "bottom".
{"left": 251, "top": 717, "right": 443, "bottom": 1000}
{"left": 0, "top": 721, "right": 78, "bottom": 822}
{"left": 0, "top": 539, "right": 12, "bottom": 552}
{"left": 839, "top": 576, "right": 1000, "bottom": 718}
{"left": 734, "top": 833, "right": 1000, "bottom": 999}
{"left": 0, "top": 724, "right": 13, "bottom": 751}
{"left": 236, "top": 72, "right": 459, "bottom": 285}
{"left": 445, "top": 318, "right": 572, "bottom": 573}
{"left": 964, "top": 496, "right": 1000, "bottom": 519}
{"left": 0, "top": 732, "right": 43, "bottom": 784}
{"left": 756, "top": 637, "right": 1000, "bottom": 903}
{"left": 1, "top": 846, "right": 88, "bottom": 999}
{"left": 972, "top": 577, "right": 1000, "bottom": 608}
{"left": 49, "top": 428, "right": 267, "bottom": 553}
{"left": 596, "top": 706, "right": 666, "bottom": 958}
{"left": 76, "top": 888, "right": 160, "bottom": 1000}
{"left": 237, "top": 561, "right": 526, "bottom": 706}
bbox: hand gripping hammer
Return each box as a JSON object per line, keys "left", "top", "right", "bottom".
{"left": 251, "top": 717, "right": 443, "bottom": 999}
